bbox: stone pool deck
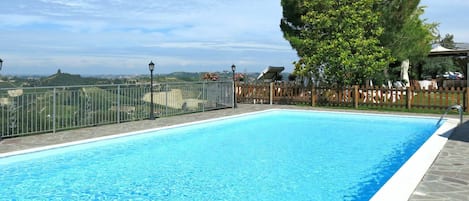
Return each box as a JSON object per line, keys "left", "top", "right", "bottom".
{"left": 0, "top": 104, "right": 468, "bottom": 200}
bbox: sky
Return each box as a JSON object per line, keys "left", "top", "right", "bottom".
{"left": 421, "top": 0, "right": 469, "bottom": 43}
{"left": 0, "top": 0, "right": 468, "bottom": 76}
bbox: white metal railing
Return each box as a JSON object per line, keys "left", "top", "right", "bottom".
{"left": 0, "top": 81, "right": 233, "bottom": 138}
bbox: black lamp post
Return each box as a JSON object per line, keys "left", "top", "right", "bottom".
{"left": 149, "top": 61, "right": 155, "bottom": 120}
{"left": 231, "top": 64, "right": 237, "bottom": 108}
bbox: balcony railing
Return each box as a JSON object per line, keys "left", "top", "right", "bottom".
{"left": 0, "top": 81, "right": 233, "bottom": 138}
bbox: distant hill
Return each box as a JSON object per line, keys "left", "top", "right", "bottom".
{"left": 0, "top": 81, "right": 18, "bottom": 88}
{"left": 40, "top": 69, "right": 112, "bottom": 86}
{"left": 162, "top": 72, "right": 205, "bottom": 82}
{"left": 456, "top": 42, "right": 469, "bottom": 50}
{"left": 1, "top": 70, "right": 293, "bottom": 88}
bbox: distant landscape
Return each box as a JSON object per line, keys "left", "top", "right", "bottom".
{"left": 0, "top": 69, "right": 287, "bottom": 88}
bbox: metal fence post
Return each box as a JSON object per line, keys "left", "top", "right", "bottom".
{"left": 270, "top": 82, "right": 274, "bottom": 105}
{"left": 53, "top": 88, "right": 56, "bottom": 133}
{"left": 165, "top": 84, "right": 168, "bottom": 116}
{"left": 232, "top": 80, "right": 235, "bottom": 108}
{"left": 202, "top": 81, "right": 206, "bottom": 112}
{"left": 117, "top": 85, "right": 121, "bottom": 124}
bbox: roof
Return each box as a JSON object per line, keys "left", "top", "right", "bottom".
{"left": 431, "top": 45, "right": 452, "bottom": 52}
{"left": 429, "top": 44, "right": 469, "bottom": 57}
{"left": 257, "top": 66, "right": 285, "bottom": 81}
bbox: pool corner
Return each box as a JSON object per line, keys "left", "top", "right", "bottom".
{"left": 370, "top": 118, "right": 459, "bottom": 201}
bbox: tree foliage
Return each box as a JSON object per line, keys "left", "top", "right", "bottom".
{"left": 437, "top": 33, "right": 456, "bottom": 49}
{"left": 281, "top": 0, "right": 436, "bottom": 85}
{"left": 281, "top": 0, "right": 392, "bottom": 86}
{"left": 378, "top": 0, "right": 433, "bottom": 61}
{"left": 381, "top": 3, "right": 436, "bottom": 81}
{"left": 421, "top": 57, "right": 458, "bottom": 78}
{"left": 280, "top": 0, "right": 307, "bottom": 56}
{"left": 40, "top": 70, "right": 118, "bottom": 86}
{"left": 424, "top": 34, "right": 465, "bottom": 78}
{"left": 384, "top": 6, "right": 435, "bottom": 63}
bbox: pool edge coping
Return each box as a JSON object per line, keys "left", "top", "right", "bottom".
{"left": 370, "top": 117, "right": 458, "bottom": 201}
{"left": 0, "top": 109, "right": 273, "bottom": 158}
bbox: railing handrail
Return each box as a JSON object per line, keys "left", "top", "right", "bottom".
{"left": 0, "top": 81, "right": 233, "bottom": 91}
{"left": 0, "top": 81, "right": 234, "bottom": 138}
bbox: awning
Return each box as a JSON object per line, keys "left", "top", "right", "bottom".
{"left": 429, "top": 45, "right": 469, "bottom": 57}
{"left": 257, "top": 66, "right": 285, "bottom": 81}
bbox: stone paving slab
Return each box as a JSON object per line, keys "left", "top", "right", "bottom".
{"left": 409, "top": 120, "right": 469, "bottom": 201}
{"left": 1, "top": 104, "right": 468, "bottom": 200}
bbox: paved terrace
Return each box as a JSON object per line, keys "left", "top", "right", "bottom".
{"left": 0, "top": 104, "right": 468, "bottom": 200}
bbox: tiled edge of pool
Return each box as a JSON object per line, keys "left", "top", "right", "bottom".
{"left": 0, "top": 110, "right": 273, "bottom": 159}
{"left": 0, "top": 109, "right": 458, "bottom": 201}
{"left": 370, "top": 118, "right": 458, "bottom": 201}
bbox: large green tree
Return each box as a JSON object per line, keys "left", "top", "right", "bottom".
{"left": 379, "top": 0, "right": 422, "bottom": 61}
{"left": 379, "top": 2, "right": 436, "bottom": 82}
{"left": 383, "top": 6, "right": 435, "bottom": 62}
{"left": 280, "top": 0, "right": 307, "bottom": 57}
{"left": 281, "top": 0, "right": 392, "bottom": 86}
{"left": 281, "top": 0, "right": 436, "bottom": 85}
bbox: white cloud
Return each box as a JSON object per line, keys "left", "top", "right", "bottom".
{"left": 39, "top": 0, "right": 93, "bottom": 8}
{"left": 0, "top": 1, "right": 294, "bottom": 74}
{"left": 0, "top": 14, "right": 47, "bottom": 26}
{"left": 4, "top": 0, "right": 467, "bottom": 76}
{"left": 151, "top": 41, "right": 291, "bottom": 52}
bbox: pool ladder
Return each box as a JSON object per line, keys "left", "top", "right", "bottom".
{"left": 437, "top": 105, "right": 463, "bottom": 126}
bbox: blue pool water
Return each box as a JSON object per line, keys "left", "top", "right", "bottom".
{"left": 0, "top": 110, "right": 440, "bottom": 200}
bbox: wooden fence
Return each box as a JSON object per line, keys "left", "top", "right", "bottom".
{"left": 236, "top": 82, "right": 469, "bottom": 112}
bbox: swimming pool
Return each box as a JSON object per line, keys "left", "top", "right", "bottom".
{"left": 0, "top": 109, "right": 453, "bottom": 200}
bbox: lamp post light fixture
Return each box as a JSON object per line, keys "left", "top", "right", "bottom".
{"left": 149, "top": 61, "right": 155, "bottom": 120}
{"left": 231, "top": 64, "right": 237, "bottom": 108}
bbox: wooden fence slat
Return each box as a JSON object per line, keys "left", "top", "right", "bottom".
{"left": 467, "top": 88, "right": 469, "bottom": 113}
{"left": 439, "top": 88, "right": 443, "bottom": 108}
{"left": 446, "top": 87, "right": 449, "bottom": 106}
{"left": 311, "top": 86, "right": 316, "bottom": 107}
{"left": 235, "top": 82, "right": 467, "bottom": 112}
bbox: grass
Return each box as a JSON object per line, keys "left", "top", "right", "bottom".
{"left": 294, "top": 103, "right": 467, "bottom": 115}
{"left": 413, "top": 91, "right": 464, "bottom": 107}
{"left": 302, "top": 88, "right": 468, "bottom": 115}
